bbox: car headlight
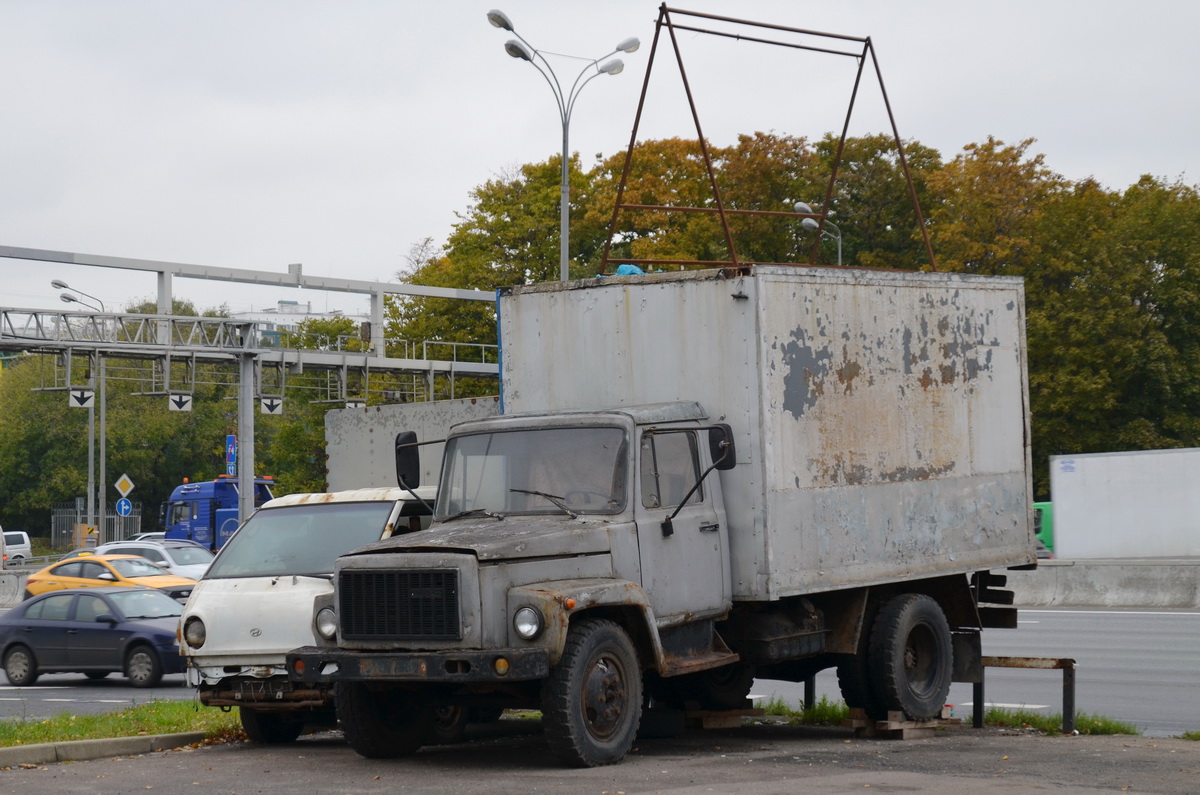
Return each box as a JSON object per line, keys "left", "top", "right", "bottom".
{"left": 315, "top": 607, "right": 338, "bottom": 641}
{"left": 513, "top": 606, "right": 544, "bottom": 640}
{"left": 183, "top": 617, "right": 206, "bottom": 648}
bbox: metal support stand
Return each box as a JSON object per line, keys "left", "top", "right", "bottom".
{"left": 973, "top": 656, "right": 1077, "bottom": 734}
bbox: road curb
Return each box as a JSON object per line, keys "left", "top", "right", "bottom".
{"left": 0, "top": 731, "right": 208, "bottom": 768}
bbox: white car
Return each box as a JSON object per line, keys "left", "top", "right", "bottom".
{"left": 179, "top": 486, "right": 436, "bottom": 744}
{"left": 93, "top": 539, "right": 214, "bottom": 580}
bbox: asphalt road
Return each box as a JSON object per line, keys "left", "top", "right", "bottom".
{"left": 2, "top": 718, "right": 1200, "bottom": 794}
{"left": 0, "top": 672, "right": 192, "bottom": 721}
{"left": 754, "top": 607, "right": 1200, "bottom": 738}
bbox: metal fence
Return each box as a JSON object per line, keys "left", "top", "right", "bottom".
{"left": 50, "top": 498, "right": 143, "bottom": 550}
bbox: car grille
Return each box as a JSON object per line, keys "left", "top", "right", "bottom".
{"left": 160, "top": 586, "right": 194, "bottom": 603}
{"left": 339, "top": 569, "right": 461, "bottom": 640}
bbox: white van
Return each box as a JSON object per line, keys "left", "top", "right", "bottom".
{"left": 2, "top": 529, "right": 33, "bottom": 566}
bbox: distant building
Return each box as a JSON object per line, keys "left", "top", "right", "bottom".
{"left": 230, "top": 300, "right": 369, "bottom": 348}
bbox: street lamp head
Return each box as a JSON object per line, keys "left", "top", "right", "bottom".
{"left": 616, "top": 37, "right": 640, "bottom": 54}
{"left": 487, "top": 9, "right": 514, "bottom": 31}
{"left": 599, "top": 58, "right": 624, "bottom": 76}
{"left": 794, "top": 201, "right": 815, "bottom": 215}
{"left": 59, "top": 293, "right": 78, "bottom": 305}
{"left": 505, "top": 39, "right": 533, "bottom": 61}
{"left": 51, "top": 279, "right": 70, "bottom": 290}
{"left": 801, "top": 218, "right": 820, "bottom": 232}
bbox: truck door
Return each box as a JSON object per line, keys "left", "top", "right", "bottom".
{"left": 635, "top": 429, "right": 731, "bottom": 622}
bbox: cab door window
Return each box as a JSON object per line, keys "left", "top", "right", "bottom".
{"left": 640, "top": 431, "right": 701, "bottom": 509}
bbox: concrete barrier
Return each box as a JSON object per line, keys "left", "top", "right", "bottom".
{"left": 0, "top": 571, "right": 25, "bottom": 606}
{"left": 1005, "top": 558, "right": 1200, "bottom": 609}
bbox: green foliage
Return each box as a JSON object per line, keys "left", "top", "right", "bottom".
{"left": 0, "top": 701, "right": 240, "bottom": 747}
{"left": 982, "top": 707, "right": 1140, "bottom": 736}
{"left": 1180, "top": 730, "right": 1200, "bottom": 741}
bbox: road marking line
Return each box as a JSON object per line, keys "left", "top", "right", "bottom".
{"left": 1021, "top": 609, "right": 1200, "bottom": 617}
{"left": 984, "top": 703, "right": 1050, "bottom": 710}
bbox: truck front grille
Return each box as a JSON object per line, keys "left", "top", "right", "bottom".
{"left": 339, "top": 569, "right": 461, "bottom": 640}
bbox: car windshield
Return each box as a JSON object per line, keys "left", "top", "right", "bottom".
{"left": 164, "top": 545, "right": 214, "bottom": 566}
{"left": 436, "top": 426, "right": 627, "bottom": 518}
{"left": 108, "top": 589, "right": 184, "bottom": 619}
{"left": 204, "top": 502, "right": 397, "bottom": 579}
{"left": 107, "top": 557, "right": 173, "bottom": 578}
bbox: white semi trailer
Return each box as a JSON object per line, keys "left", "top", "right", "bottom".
{"left": 288, "top": 265, "right": 1036, "bottom": 766}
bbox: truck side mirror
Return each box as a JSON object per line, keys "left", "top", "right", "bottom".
{"left": 394, "top": 431, "right": 421, "bottom": 489}
{"left": 708, "top": 424, "right": 736, "bottom": 470}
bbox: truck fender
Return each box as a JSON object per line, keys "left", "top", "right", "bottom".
{"left": 507, "top": 579, "right": 664, "bottom": 669}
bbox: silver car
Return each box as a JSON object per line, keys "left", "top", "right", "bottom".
{"left": 93, "top": 540, "right": 214, "bottom": 580}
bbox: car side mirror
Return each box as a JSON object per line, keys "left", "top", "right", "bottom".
{"left": 95, "top": 613, "right": 118, "bottom": 625}
{"left": 395, "top": 431, "right": 421, "bottom": 489}
{"left": 708, "top": 424, "right": 736, "bottom": 470}
{"left": 97, "top": 571, "right": 116, "bottom": 581}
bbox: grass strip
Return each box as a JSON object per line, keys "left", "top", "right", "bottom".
{"left": 0, "top": 700, "right": 240, "bottom": 748}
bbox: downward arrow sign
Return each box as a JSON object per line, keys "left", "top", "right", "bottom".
{"left": 69, "top": 390, "right": 95, "bottom": 408}
{"left": 261, "top": 398, "right": 283, "bottom": 415}
{"left": 169, "top": 394, "right": 193, "bottom": 411}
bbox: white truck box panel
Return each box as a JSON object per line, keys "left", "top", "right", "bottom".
{"left": 500, "top": 266, "right": 1033, "bottom": 600}
{"left": 1050, "top": 448, "right": 1200, "bottom": 558}
{"left": 324, "top": 397, "right": 500, "bottom": 491}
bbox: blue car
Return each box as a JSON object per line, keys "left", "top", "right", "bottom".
{"left": 0, "top": 586, "right": 185, "bottom": 688}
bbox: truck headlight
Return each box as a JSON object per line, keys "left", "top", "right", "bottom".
{"left": 183, "top": 617, "right": 206, "bottom": 648}
{"left": 316, "top": 607, "right": 338, "bottom": 641}
{"left": 513, "top": 606, "right": 544, "bottom": 640}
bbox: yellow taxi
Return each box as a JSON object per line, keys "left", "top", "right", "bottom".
{"left": 24, "top": 554, "right": 197, "bottom": 603}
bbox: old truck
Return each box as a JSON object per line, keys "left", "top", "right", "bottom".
{"left": 288, "top": 266, "right": 1035, "bottom": 766}
{"left": 179, "top": 486, "right": 435, "bottom": 743}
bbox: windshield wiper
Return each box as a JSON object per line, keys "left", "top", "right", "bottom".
{"left": 509, "top": 488, "right": 579, "bottom": 519}
{"left": 443, "top": 507, "right": 506, "bottom": 523}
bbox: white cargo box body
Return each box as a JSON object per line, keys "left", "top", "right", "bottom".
{"left": 1050, "top": 448, "right": 1200, "bottom": 558}
{"left": 500, "top": 266, "right": 1034, "bottom": 601}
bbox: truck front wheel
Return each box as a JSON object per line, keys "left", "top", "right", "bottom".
{"left": 335, "top": 682, "right": 432, "bottom": 759}
{"left": 867, "top": 593, "right": 953, "bottom": 721}
{"left": 541, "top": 618, "right": 642, "bottom": 767}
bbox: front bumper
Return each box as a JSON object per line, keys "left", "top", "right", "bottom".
{"left": 197, "top": 675, "right": 332, "bottom": 709}
{"left": 286, "top": 645, "right": 550, "bottom": 684}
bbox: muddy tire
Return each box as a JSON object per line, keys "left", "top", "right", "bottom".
{"left": 4, "top": 644, "right": 38, "bottom": 686}
{"left": 541, "top": 618, "right": 642, "bottom": 768}
{"left": 240, "top": 709, "right": 306, "bottom": 744}
{"left": 125, "top": 645, "right": 163, "bottom": 688}
{"left": 335, "top": 681, "right": 432, "bottom": 759}
{"left": 867, "top": 593, "right": 952, "bottom": 721}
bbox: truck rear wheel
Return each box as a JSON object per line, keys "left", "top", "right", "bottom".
{"left": 240, "top": 709, "right": 305, "bottom": 744}
{"left": 335, "top": 681, "right": 432, "bottom": 759}
{"left": 541, "top": 618, "right": 642, "bottom": 767}
{"left": 867, "top": 593, "right": 952, "bottom": 721}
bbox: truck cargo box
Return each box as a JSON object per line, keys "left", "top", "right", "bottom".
{"left": 499, "top": 266, "right": 1034, "bottom": 601}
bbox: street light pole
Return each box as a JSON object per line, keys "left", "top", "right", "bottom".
{"left": 51, "top": 279, "right": 107, "bottom": 537}
{"left": 795, "top": 202, "right": 844, "bottom": 267}
{"left": 488, "top": 9, "right": 639, "bottom": 282}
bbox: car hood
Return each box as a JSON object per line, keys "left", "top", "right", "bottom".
{"left": 129, "top": 574, "right": 198, "bottom": 588}
{"left": 349, "top": 516, "right": 617, "bottom": 562}
{"left": 123, "top": 615, "right": 185, "bottom": 636}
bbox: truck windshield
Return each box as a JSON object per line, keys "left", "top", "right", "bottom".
{"left": 437, "top": 426, "right": 627, "bottom": 518}
{"left": 204, "top": 502, "right": 397, "bottom": 579}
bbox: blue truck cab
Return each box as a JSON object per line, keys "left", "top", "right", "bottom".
{"left": 163, "top": 475, "right": 275, "bottom": 551}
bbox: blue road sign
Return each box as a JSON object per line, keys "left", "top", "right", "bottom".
{"left": 226, "top": 434, "right": 237, "bottom": 464}
{"left": 115, "top": 497, "right": 133, "bottom": 517}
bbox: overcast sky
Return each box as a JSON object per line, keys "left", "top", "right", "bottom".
{"left": 2, "top": 0, "right": 1197, "bottom": 318}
